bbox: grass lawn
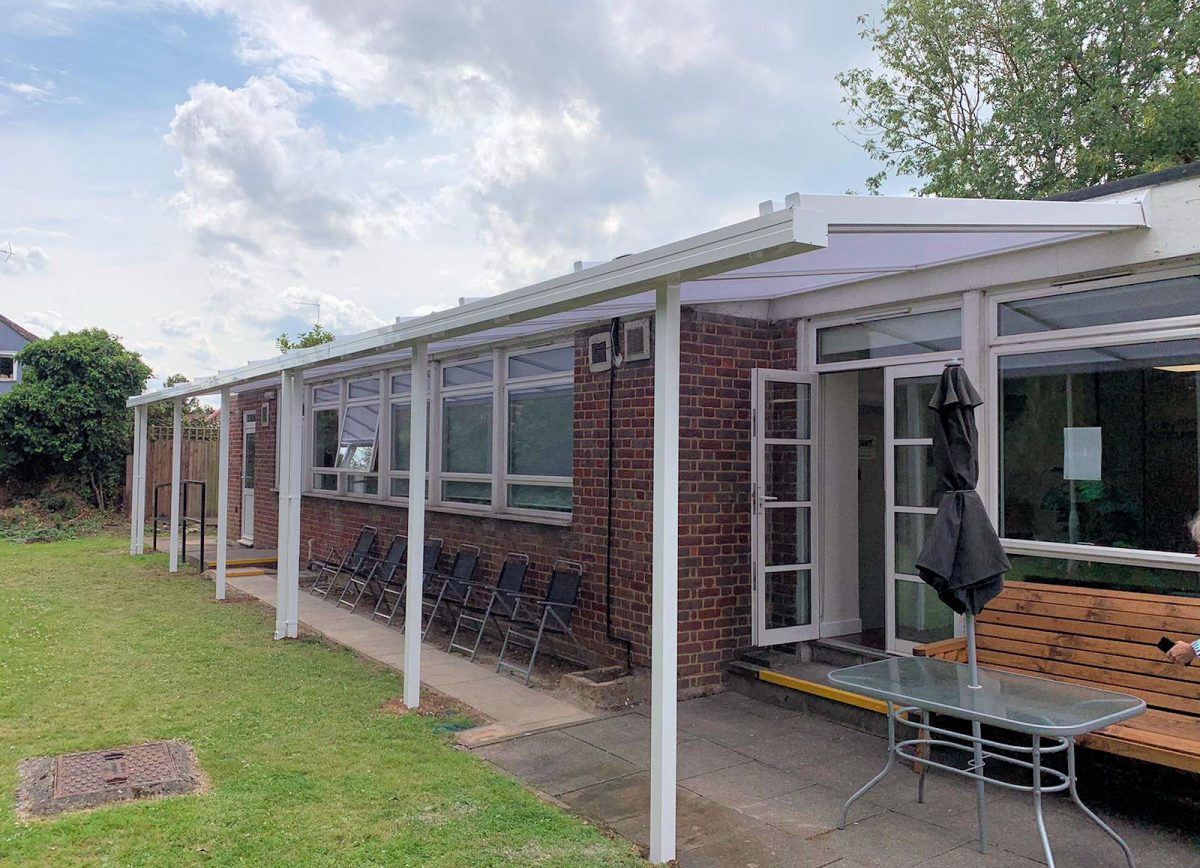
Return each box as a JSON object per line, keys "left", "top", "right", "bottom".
{"left": 0, "top": 535, "right": 641, "bottom": 866}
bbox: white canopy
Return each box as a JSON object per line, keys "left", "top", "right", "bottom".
{"left": 127, "top": 193, "right": 1147, "bottom": 406}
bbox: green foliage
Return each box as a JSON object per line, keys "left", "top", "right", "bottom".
{"left": 0, "top": 329, "right": 152, "bottom": 508}
{"left": 147, "top": 373, "right": 218, "bottom": 428}
{"left": 837, "top": 0, "right": 1200, "bottom": 197}
{"left": 277, "top": 322, "right": 335, "bottom": 353}
{"left": 0, "top": 536, "right": 641, "bottom": 866}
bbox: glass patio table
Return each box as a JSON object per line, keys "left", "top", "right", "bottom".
{"left": 829, "top": 656, "right": 1145, "bottom": 868}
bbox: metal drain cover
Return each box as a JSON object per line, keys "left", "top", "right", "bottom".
{"left": 18, "top": 741, "right": 207, "bottom": 817}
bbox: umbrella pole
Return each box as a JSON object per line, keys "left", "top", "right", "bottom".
{"left": 965, "top": 612, "right": 988, "bottom": 852}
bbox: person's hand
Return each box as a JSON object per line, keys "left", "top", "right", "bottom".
{"left": 1167, "top": 641, "right": 1196, "bottom": 665}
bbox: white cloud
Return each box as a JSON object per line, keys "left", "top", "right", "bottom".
{"left": 0, "top": 244, "right": 49, "bottom": 275}
{"left": 19, "top": 309, "right": 69, "bottom": 336}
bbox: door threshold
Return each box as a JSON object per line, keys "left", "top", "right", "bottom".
{"left": 236, "top": 538, "right": 254, "bottom": 548}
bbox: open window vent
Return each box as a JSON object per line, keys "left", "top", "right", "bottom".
{"left": 589, "top": 332, "right": 613, "bottom": 372}
{"left": 623, "top": 318, "right": 651, "bottom": 363}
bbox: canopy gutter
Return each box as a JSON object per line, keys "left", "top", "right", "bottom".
{"left": 128, "top": 205, "right": 828, "bottom": 407}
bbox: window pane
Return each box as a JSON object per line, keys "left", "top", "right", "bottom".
{"left": 508, "top": 346, "right": 574, "bottom": 378}
{"left": 347, "top": 474, "right": 377, "bottom": 495}
{"left": 999, "top": 275, "right": 1200, "bottom": 336}
{"left": 895, "top": 445, "right": 941, "bottom": 507}
{"left": 443, "top": 479, "right": 491, "bottom": 505}
{"left": 443, "top": 394, "right": 492, "bottom": 473}
{"left": 312, "top": 409, "right": 339, "bottom": 468}
{"left": 313, "top": 383, "right": 339, "bottom": 405}
{"left": 390, "top": 476, "right": 410, "bottom": 498}
{"left": 335, "top": 404, "right": 379, "bottom": 470}
{"left": 391, "top": 372, "right": 410, "bottom": 395}
{"left": 348, "top": 377, "right": 380, "bottom": 399}
{"left": 508, "top": 484, "right": 572, "bottom": 512}
{"left": 391, "top": 404, "right": 410, "bottom": 473}
{"left": 893, "top": 376, "right": 939, "bottom": 439}
{"left": 443, "top": 358, "right": 493, "bottom": 387}
{"left": 765, "top": 569, "right": 812, "bottom": 629}
{"left": 243, "top": 434, "right": 256, "bottom": 490}
{"left": 765, "top": 444, "right": 809, "bottom": 502}
{"left": 765, "top": 380, "right": 811, "bottom": 439}
{"left": 313, "top": 473, "right": 338, "bottom": 491}
{"left": 1007, "top": 554, "right": 1200, "bottom": 596}
{"left": 1000, "top": 339, "right": 1200, "bottom": 553}
{"left": 895, "top": 579, "right": 954, "bottom": 643}
{"left": 817, "top": 309, "right": 961, "bottom": 364}
{"left": 766, "top": 507, "right": 810, "bottom": 566}
{"left": 508, "top": 384, "right": 572, "bottom": 477}
{"left": 0, "top": 357, "right": 13, "bottom": 378}
{"left": 895, "top": 512, "right": 936, "bottom": 576}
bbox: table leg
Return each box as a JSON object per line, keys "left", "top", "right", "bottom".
{"left": 1067, "top": 740, "right": 1136, "bottom": 868}
{"left": 839, "top": 701, "right": 897, "bottom": 830}
{"left": 1031, "top": 735, "right": 1055, "bottom": 868}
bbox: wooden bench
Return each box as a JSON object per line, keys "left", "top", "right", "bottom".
{"left": 915, "top": 580, "right": 1200, "bottom": 774}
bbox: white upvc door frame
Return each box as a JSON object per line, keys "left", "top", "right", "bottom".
{"left": 884, "top": 361, "right": 957, "bottom": 655}
{"left": 240, "top": 410, "right": 257, "bottom": 544}
{"left": 750, "top": 369, "right": 820, "bottom": 645}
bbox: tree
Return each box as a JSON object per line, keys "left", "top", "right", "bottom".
{"left": 147, "top": 374, "right": 217, "bottom": 428}
{"left": 0, "top": 329, "right": 152, "bottom": 508}
{"left": 277, "top": 323, "right": 335, "bottom": 353}
{"left": 836, "top": 0, "right": 1200, "bottom": 198}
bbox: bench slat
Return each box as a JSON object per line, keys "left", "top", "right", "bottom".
{"left": 986, "top": 596, "right": 1200, "bottom": 635}
{"left": 1005, "top": 580, "right": 1200, "bottom": 611}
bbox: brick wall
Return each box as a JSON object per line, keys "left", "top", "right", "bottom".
{"left": 234, "top": 309, "right": 797, "bottom": 695}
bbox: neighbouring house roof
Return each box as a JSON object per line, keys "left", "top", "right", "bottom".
{"left": 1048, "top": 163, "right": 1200, "bottom": 202}
{"left": 0, "top": 314, "right": 40, "bottom": 345}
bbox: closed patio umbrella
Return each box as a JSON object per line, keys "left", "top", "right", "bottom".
{"left": 913, "top": 362, "right": 1010, "bottom": 621}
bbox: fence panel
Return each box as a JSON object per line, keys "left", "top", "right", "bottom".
{"left": 125, "top": 425, "right": 221, "bottom": 519}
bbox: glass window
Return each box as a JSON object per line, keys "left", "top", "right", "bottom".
{"left": 442, "top": 394, "right": 492, "bottom": 474}
{"left": 0, "top": 356, "right": 13, "bottom": 379}
{"left": 895, "top": 580, "right": 954, "bottom": 643}
{"left": 348, "top": 376, "right": 380, "bottom": 399}
{"left": 313, "top": 473, "right": 338, "bottom": 492}
{"left": 508, "top": 346, "right": 574, "bottom": 379}
{"left": 1008, "top": 554, "right": 1200, "bottom": 596}
{"left": 443, "top": 358, "right": 493, "bottom": 387}
{"left": 444, "top": 479, "right": 491, "bottom": 505}
{"left": 335, "top": 404, "right": 379, "bottom": 470}
{"left": 817, "top": 309, "right": 961, "bottom": 364}
{"left": 391, "top": 403, "right": 411, "bottom": 474}
{"left": 998, "top": 275, "right": 1200, "bottom": 336}
{"left": 391, "top": 372, "right": 411, "bottom": 395}
{"left": 312, "top": 408, "right": 339, "bottom": 468}
{"left": 313, "top": 383, "right": 339, "bottom": 405}
{"left": 508, "top": 384, "right": 572, "bottom": 477}
{"left": 1000, "top": 338, "right": 1200, "bottom": 554}
{"left": 507, "top": 484, "right": 571, "bottom": 513}
{"left": 347, "top": 474, "right": 378, "bottom": 495}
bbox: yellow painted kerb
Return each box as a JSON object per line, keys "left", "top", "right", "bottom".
{"left": 758, "top": 669, "right": 888, "bottom": 715}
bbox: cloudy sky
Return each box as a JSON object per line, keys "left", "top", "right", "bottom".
{"left": 0, "top": 1, "right": 895, "bottom": 385}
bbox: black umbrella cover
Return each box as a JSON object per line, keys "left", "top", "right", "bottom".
{"left": 914, "top": 364, "right": 1010, "bottom": 615}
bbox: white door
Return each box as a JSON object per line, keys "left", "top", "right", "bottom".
{"left": 884, "top": 363, "right": 957, "bottom": 654}
{"left": 751, "top": 370, "right": 820, "bottom": 645}
{"left": 240, "top": 411, "right": 257, "bottom": 544}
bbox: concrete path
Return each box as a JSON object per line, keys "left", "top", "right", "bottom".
{"left": 476, "top": 692, "right": 1200, "bottom": 867}
{"left": 228, "top": 574, "right": 593, "bottom": 741}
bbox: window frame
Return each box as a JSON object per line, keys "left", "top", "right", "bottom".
{"left": 807, "top": 298, "right": 965, "bottom": 373}
{"left": 0, "top": 352, "right": 16, "bottom": 382}
{"left": 986, "top": 265, "right": 1200, "bottom": 578}
{"left": 304, "top": 338, "right": 574, "bottom": 523}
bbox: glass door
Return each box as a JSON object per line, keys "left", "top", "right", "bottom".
{"left": 751, "top": 370, "right": 819, "bottom": 644}
{"left": 884, "top": 363, "right": 957, "bottom": 654}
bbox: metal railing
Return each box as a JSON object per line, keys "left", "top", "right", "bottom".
{"left": 151, "top": 480, "right": 208, "bottom": 570}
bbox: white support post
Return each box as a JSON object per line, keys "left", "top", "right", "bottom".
{"left": 129, "top": 405, "right": 146, "bottom": 554}
{"left": 404, "top": 342, "right": 429, "bottom": 709}
{"left": 215, "top": 388, "right": 231, "bottom": 600}
{"left": 649, "top": 281, "right": 681, "bottom": 864}
{"left": 275, "top": 372, "right": 303, "bottom": 639}
{"left": 168, "top": 398, "right": 182, "bottom": 572}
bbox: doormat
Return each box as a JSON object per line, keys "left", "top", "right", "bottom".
{"left": 17, "top": 740, "right": 207, "bottom": 818}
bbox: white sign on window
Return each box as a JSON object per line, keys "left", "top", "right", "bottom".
{"left": 1063, "top": 427, "right": 1102, "bottom": 481}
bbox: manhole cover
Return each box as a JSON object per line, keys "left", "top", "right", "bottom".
{"left": 17, "top": 740, "right": 207, "bottom": 818}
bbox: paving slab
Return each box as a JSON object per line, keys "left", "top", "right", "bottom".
{"left": 228, "top": 574, "right": 593, "bottom": 735}
{"left": 681, "top": 759, "right": 812, "bottom": 809}
{"left": 474, "top": 729, "right": 638, "bottom": 796}
{"left": 741, "top": 782, "right": 883, "bottom": 839}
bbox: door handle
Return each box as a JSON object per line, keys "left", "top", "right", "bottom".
{"left": 762, "top": 495, "right": 779, "bottom": 502}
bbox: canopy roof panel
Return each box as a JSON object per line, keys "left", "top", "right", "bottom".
{"left": 130, "top": 193, "right": 1147, "bottom": 406}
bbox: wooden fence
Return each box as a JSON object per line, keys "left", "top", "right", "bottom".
{"left": 125, "top": 425, "right": 221, "bottom": 519}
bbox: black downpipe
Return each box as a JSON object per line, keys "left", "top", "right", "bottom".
{"left": 605, "top": 317, "right": 635, "bottom": 672}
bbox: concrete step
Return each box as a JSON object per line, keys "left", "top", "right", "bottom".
{"left": 809, "top": 638, "right": 891, "bottom": 669}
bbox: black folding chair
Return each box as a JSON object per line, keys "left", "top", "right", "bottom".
{"left": 336, "top": 534, "right": 406, "bottom": 612}
{"left": 421, "top": 544, "right": 482, "bottom": 639}
{"left": 309, "top": 525, "right": 377, "bottom": 599}
{"left": 496, "top": 560, "right": 586, "bottom": 684}
{"left": 372, "top": 537, "right": 443, "bottom": 626}
{"left": 448, "top": 552, "right": 530, "bottom": 660}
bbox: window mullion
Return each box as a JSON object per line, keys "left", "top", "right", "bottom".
{"left": 493, "top": 347, "right": 504, "bottom": 514}
{"left": 430, "top": 360, "right": 442, "bottom": 507}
